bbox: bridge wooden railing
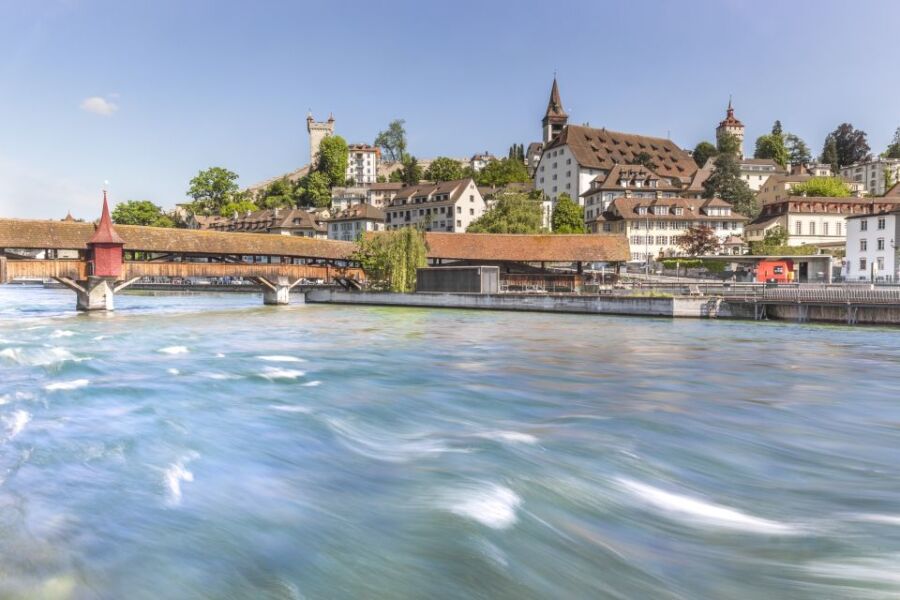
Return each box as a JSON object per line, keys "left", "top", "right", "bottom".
{"left": 3, "top": 259, "right": 87, "bottom": 282}
{"left": 121, "top": 261, "right": 364, "bottom": 282}
{"left": 1, "top": 259, "right": 364, "bottom": 284}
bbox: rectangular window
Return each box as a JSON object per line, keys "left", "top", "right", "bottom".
{"left": 878, "top": 238, "right": 885, "bottom": 250}
{"left": 836, "top": 222, "right": 842, "bottom": 236}
{"left": 861, "top": 239, "right": 867, "bottom": 251}
{"left": 456, "top": 206, "right": 461, "bottom": 214}
{"left": 795, "top": 221, "right": 801, "bottom": 235}
{"left": 878, "top": 217, "right": 886, "bottom": 230}
{"left": 861, "top": 220, "right": 868, "bottom": 231}
{"left": 809, "top": 222, "right": 816, "bottom": 235}
{"left": 469, "top": 208, "right": 474, "bottom": 215}
{"left": 860, "top": 258, "right": 867, "bottom": 271}
{"left": 456, "top": 220, "right": 461, "bottom": 227}
{"left": 823, "top": 222, "right": 829, "bottom": 236}
{"left": 877, "top": 257, "right": 885, "bottom": 271}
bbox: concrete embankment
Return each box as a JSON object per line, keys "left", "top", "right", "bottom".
{"left": 305, "top": 289, "right": 718, "bottom": 318}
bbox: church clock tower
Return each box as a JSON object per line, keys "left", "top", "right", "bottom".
{"left": 542, "top": 77, "right": 568, "bottom": 145}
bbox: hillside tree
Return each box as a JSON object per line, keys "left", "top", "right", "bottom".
{"left": 785, "top": 133, "right": 812, "bottom": 166}
{"left": 677, "top": 225, "right": 720, "bottom": 256}
{"left": 317, "top": 135, "right": 349, "bottom": 187}
{"left": 702, "top": 134, "right": 757, "bottom": 217}
{"left": 823, "top": 123, "right": 871, "bottom": 167}
{"left": 423, "top": 157, "right": 464, "bottom": 182}
{"left": 467, "top": 193, "right": 543, "bottom": 233}
{"left": 692, "top": 141, "right": 718, "bottom": 167}
{"left": 112, "top": 200, "right": 175, "bottom": 227}
{"left": 551, "top": 193, "right": 585, "bottom": 233}
{"left": 374, "top": 119, "right": 407, "bottom": 162}
{"left": 187, "top": 167, "right": 240, "bottom": 215}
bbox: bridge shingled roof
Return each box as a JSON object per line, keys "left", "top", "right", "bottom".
{"left": 0, "top": 219, "right": 355, "bottom": 260}
{"left": 423, "top": 232, "right": 630, "bottom": 263}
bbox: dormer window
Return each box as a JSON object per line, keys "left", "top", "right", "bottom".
{"left": 674, "top": 208, "right": 684, "bottom": 216}
{"left": 653, "top": 206, "right": 668, "bottom": 215}
{"left": 637, "top": 207, "right": 648, "bottom": 215}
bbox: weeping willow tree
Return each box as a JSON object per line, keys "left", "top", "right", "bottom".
{"left": 353, "top": 227, "right": 428, "bottom": 292}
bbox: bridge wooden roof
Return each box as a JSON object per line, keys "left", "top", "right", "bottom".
{"left": 0, "top": 219, "right": 354, "bottom": 260}
{"left": 424, "top": 232, "right": 630, "bottom": 263}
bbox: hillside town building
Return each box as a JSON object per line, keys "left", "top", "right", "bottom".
{"left": 383, "top": 178, "right": 485, "bottom": 233}
{"left": 844, "top": 210, "right": 900, "bottom": 282}
{"left": 745, "top": 196, "right": 900, "bottom": 247}
{"left": 345, "top": 144, "right": 380, "bottom": 185}
{"left": 469, "top": 153, "right": 495, "bottom": 172}
{"left": 589, "top": 196, "right": 747, "bottom": 261}
{"left": 581, "top": 165, "right": 682, "bottom": 224}
{"left": 200, "top": 208, "right": 327, "bottom": 239}
{"left": 532, "top": 78, "right": 697, "bottom": 227}
{"left": 331, "top": 182, "right": 404, "bottom": 211}
{"left": 840, "top": 158, "right": 900, "bottom": 197}
{"left": 327, "top": 204, "right": 385, "bottom": 241}
{"left": 756, "top": 173, "right": 866, "bottom": 205}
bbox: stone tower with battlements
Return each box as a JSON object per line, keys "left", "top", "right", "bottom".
{"left": 306, "top": 112, "right": 335, "bottom": 166}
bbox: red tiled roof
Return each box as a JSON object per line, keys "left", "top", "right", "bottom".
{"left": 424, "top": 232, "right": 629, "bottom": 263}
{"left": 89, "top": 193, "right": 125, "bottom": 245}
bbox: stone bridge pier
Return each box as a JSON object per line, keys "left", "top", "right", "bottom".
{"left": 55, "top": 276, "right": 138, "bottom": 311}
{"left": 256, "top": 276, "right": 304, "bottom": 305}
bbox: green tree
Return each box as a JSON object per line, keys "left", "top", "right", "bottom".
{"left": 467, "top": 193, "right": 543, "bottom": 233}
{"left": 677, "top": 225, "right": 720, "bottom": 256}
{"left": 352, "top": 227, "right": 427, "bottom": 292}
{"left": 820, "top": 137, "right": 839, "bottom": 171}
{"left": 256, "top": 177, "right": 301, "bottom": 209}
{"left": 631, "top": 151, "right": 658, "bottom": 171}
{"left": 772, "top": 120, "right": 783, "bottom": 136}
{"left": 475, "top": 157, "right": 530, "bottom": 186}
{"left": 423, "top": 156, "right": 463, "bottom": 182}
{"left": 823, "top": 123, "right": 871, "bottom": 167}
{"left": 219, "top": 200, "right": 259, "bottom": 217}
{"left": 754, "top": 133, "right": 788, "bottom": 168}
{"left": 374, "top": 119, "right": 407, "bottom": 162}
{"left": 317, "top": 135, "right": 349, "bottom": 187}
{"left": 884, "top": 127, "right": 900, "bottom": 159}
{"left": 111, "top": 200, "right": 175, "bottom": 227}
{"left": 692, "top": 141, "right": 718, "bottom": 167}
{"left": 788, "top": 176, "right": 851, "bottom": 197}
{"left": 394, "top": 155, "right": 422, "bottom": 185}
{"left": 297, "top": 171, "right": 332, "bottom": 208}
{"left": 703, "top": 134, "right": 757, "bottom": 217}
{"left": 551, "top": 193, "right": 584, "bottom": 233}
{"left": 785, "top": 133, "right": 812, "bottom": 166}
{"left": 187, "top": 167, "right": 240, "bottom": 215}
{"left": 884, "top": 168, "right": 895, "bottom": 195}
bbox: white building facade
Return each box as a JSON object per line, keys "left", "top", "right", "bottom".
{"left": 346, "top": 144, "right": 380, "bottom": 185}
{"left": 384, "top": 179, "right": 485, "bottom": 233}
{"left": 844, "top": 211, "right": 900, "bottom": 281}
{"left": 840, "top": 158, "right": 900, "bottom": 197}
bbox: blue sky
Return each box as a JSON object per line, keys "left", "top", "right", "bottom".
{"left": 1, "top": 0, "right": 899, "bottom": 219}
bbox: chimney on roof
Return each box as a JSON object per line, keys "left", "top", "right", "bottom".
{"left": 274, "top": 207, "right": 279, "bottom": 218}
{"left": 246, "top": 210, "right": 251, "bottom": 217}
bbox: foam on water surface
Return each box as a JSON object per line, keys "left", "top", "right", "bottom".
{"left": 617, "top": 478, "right": 799, "bottom": 535}
{"left": 44, "top": 379, "right": 90, "bottom": 392}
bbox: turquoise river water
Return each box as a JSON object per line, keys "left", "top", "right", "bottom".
{"left": 1, "top": 287, "right": 900, "bottom": 599}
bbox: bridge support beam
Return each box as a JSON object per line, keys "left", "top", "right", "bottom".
{"left": 53, "top": 276, "right": 140, "bottom": 311}
{"left": 256, "top": 276, "right": 302, "bottom": 305}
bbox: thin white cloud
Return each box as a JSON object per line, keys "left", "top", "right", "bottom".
{"left": 79, "top": 96, "right": 118, "bottom": 116}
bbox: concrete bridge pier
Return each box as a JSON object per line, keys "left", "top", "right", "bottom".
{"left": 256, "top": 276, "right": 302, "bottom": 305}
{"left": 54, "top": 276, "right": 139, "bottom": 311}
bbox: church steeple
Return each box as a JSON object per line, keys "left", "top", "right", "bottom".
{"left": 542, "top": 76, "right": 568, "bottom": 144}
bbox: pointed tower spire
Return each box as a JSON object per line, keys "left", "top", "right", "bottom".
{"left": 89, "top": 190, "right": 125, "bottom": 244}
{"left": 542, "top": 76, "right": 569, "bottom": 144}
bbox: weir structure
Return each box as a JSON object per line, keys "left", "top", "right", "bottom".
{"left": 0, "top": 194, "right": 361, "bottom": 310}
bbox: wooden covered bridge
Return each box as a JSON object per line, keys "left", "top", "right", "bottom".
{"left": 0, "top": 195, "right": 360, "bottom": 309}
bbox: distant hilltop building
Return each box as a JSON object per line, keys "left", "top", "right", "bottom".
{"left": 307, "top": 111, "right": 335, "bottom": 166}
{"left": 716, "top": 98, "right": 745, "bottom": 159}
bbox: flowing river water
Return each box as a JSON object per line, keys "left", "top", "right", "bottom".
{"left": 1, "top": 287, "right": 900, "bottom": 599}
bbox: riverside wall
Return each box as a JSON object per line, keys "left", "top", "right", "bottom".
{"left": 305, "top": 290, "right": 717, "bottom": 318}
{"left": 306, "top": 290, "right": 900, "bottom": 326}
